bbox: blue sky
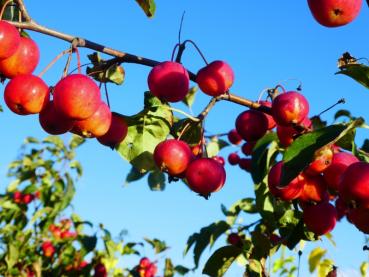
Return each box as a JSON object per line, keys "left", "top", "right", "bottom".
{"left": 1, "top": 1, "right": 369, "bottom": 276}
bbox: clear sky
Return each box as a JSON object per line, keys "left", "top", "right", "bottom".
{"left": 0, "top": 1, "right": 369, "bottom": 276}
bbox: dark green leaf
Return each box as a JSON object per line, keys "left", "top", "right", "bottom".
{"left": 281, "top": 120, "right": 363, "bottom": 187}
{"left": 336, "top": 63, "right": 369, "bottom": 90}
{"left": 361, "top": 139, "right": 369, "bottom": 153}
{"left": 251, "top": 132, "right": 278, "bottom": 184}
{"left": 182, "top": 86, "right": 197, "bottom": 108}
{"left": 174, "top": 265, "right": 191, "bottom": 275}
{"left": 1, "top": 1, "right": 19, "bottom": 21}
{"left": 245, "top": 259, "right": 263, "bottom": 277}
{"left": 310, "top": 116, "right": 327, "bottom": 129}
{"left": 125, "top": 166, "right": 148, "bottom": 184}
{"left": 148, "top": 170, "right": 165, "bottom": 191}
{"left": 80, "top": 235, "right": 98, "bottom": 253}
{"left": 116, "top": 93, "right": 173, "bottom": 172}
{"left": 202, "top": 246, "right": 242, "bottom": 277}
{"left": 172, "top": 119, "right": 202, "bottom": 146}
{"left": 334, "top": 109, "right": 352, "bottom": 121}
{"left": 135, "top": 0, "right": 156, "bottom": 17}
{"left": 184, "top": 221, "right": 230, "bottom": 268}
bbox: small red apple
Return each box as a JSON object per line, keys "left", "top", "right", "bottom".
{"left": 0, "top": 20, "right": 21, "bottom": 59}
{"left": 272, "top": 91, "right": 309, "bottom": 126}
{"left": 276, "top": 117, "right": 312, "bottom": 147}
{"left": 339, "top": 161, "right": 369, "bottom": 207}
{"left": 72, "top": 102, "right": 112, "bottom": 138}
{"left": 53, "top": 74, "right": 101, "bottom": 120}
{"left": 147, "top": 61, "right": 189, "bottom": 102}
{"left": 241, "top": 142, "right": 256, "bottom": 156}
{"left": 185, "top": 158, "right": 226, "bottom": 196}
{"left": 196, "top": 60, "right": 234, "bottom": 96}
{"left": 212, "top": 156, "right": 225, "bottom": 166}
{"left": 307, "top": 0, "right": 362, "bottom": 27}
{"left": 239, "top": 158, "right": 252, "bottom": 172}
{"left": 0, "top": 37, "right": 40, "bottom": 78}
{"left": 303, "top": 201, "right": 337, "bottom": 236}
{"left": 228, "top": 152, "right": 240, "bottom": 165}
{"left": 39, "top": 101, "right": 75, "bottom": 135}
{"left": 4, "top": 74, "right": 49, "bottom": 115}
{"left": 93, "top": 263, "right": 107, "bottom": 277}
{"left": 347, "top": 207, "right": 369, "bottom": 234}
{"left": 13, "top": 191, "right": 22, "bottom": 204}
{"left": 268, "top": 161, "right": 305, "bottom": 201}
{"left": 235, "top": 110, "right": 269, "bottom": 142}
{"left": 258, "top": 100, "right": 276, "bottom": 130}
{"left": 97, "top": 112, "right": 128, "bottom": 149}
{"left": 335, "top": 197, "right": 348, "bottom": 221}
{"left": 299, "top": 173, "right": 328, "bottom": 203}
{"left": 227, "top": 233, "right": 243, "bottom": 247}
{"left": 154, "top": 139, "right": 193, "bottom": 176}
{"left": 305, "top": 146, "right": 334, "bottom": 176}
{"left": 323, "top": 151, "right": 359, "bottom": 191}
{"left": 41, "top": 241, "right": 55, "bottom": 258}
{"left": 227, "top": 129, "right": 242, "bottom": 145}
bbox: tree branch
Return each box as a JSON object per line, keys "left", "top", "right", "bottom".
{"left": 4, "top": 0, "right": 272, "bottom": 115}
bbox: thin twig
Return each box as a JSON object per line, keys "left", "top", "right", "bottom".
{"left": 38, "top": 48, "right": 72, "bottom": 78}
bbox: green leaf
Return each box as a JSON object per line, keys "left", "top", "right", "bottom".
{"left": 135, "top": 0, "right": 156, "bottom": 17}
{"left": 336, "top": 63, "right": 369, "bottom": 89}
{"left": 147, "top": 170, "right": 165, "bottom": 191}
{"left": 278, "top": 210, "right": 301, "bottom": 227}
{"left": 174, "top": 265, "right": 190, "bottom": 275}
{"left": 24, "top": 137, "right": 39, "bottom": 144}
{"left": 125, "top": 166, "right": 148, "bottom": 184}
{"left": 164, "top": 258, "right": 174, "bottom": 277}
{"left": 281, "top": 120, "right": 363, "bottom": 187}
{"left": 246, "top": 259, "right": 263, "bottom": 277}
{"left": 69, "top": 135, "right": 85, "bottom": 149}
{"left": 172, "top": 119, "right": 202, "bottom": 146}
{"left": 202, "top": 246, "right": 242, "bottom": 277}
{"left": 1, "top": 1, "right": 20, "bottom": 21}
{"left": 308, "top": 247, "right": 326, "bottom": 273}
{"left": 251, "top": 132, "right": 278, "bottom": 184}
{"left": 116, "top": 92, "right": 173, "bottom": 172}
{"left": 182, "top": 86, "right": 197, "bottom": 108}
{"left": 184, "top": 221, "right": 230, "bottom": 268}
{"left": 318, "top": 259, "right": 334, "bottom": 277}
{"left": 144, "top": 237, "right": 168, "bottom": 254}
{"left": 334, "top": 109, "right": 352, "bottom": 121}
{"left": 70, "top": 160, "right": 83, "bottom": 177}
{"left": 223, "top": 198, "right": 257, "bottom": 225}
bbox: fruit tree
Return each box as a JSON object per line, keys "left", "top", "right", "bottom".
{"left": 1, "top": 0, "right": 369, "bottom": 276}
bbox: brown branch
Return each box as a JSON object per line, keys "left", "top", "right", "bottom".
{"left": 4, "top": 0, "right": 272, "bottom": 115}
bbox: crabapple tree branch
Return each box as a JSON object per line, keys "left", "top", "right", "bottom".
{"left": 5, "top": 0, "right": 272, "bottom": 116}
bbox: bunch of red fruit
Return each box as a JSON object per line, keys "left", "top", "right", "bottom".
{"left": 0, "top": 20, "right": 128, "bottom": 149}
{"left": 48, "top": 218, "right": 77, "bottom": 240}
{"left": 153, "top": 138, "right": 226, "bottom": 198}
{"left": 136, "top": 257, "right": 157, "bottom": 277}
{"left": 13, "top": 190, "right": 39, "bottom": 205}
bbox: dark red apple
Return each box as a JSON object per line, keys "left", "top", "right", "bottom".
{"left": 154, "top": 139, "right": 193, "bottom": 176}
{"left": 267, "top": 161, "right": 305, "bottom": 201}
{"left": 241, "top": 142, "right": 256, "bottom": 156}
{"left": 276, "top": 117, "right": 312, "bottom": 147}
{"left": 212, "top": 156, "right": 225, "bottom": 166}
{"left": 227, "top": 233, "right": 243, "bottom": 247}
{"left": 339, "top": 162, "right": 369, "bottom": 207}
{"left": 258, "top": 100, "right": 276, "bottom": 129}
{"left": 97, "top": 112, "right": 128, "bottom": 149}
{"left": 272, "top": 91, "right": 309, "bottom": 126}
{"left": 347, "top": 207, "right": 369, "bottom": 234}
{"left": 196, "top": 60, "right": 234, "bottom": 96}
{"left": 335, "top": 197, "right": 348, "bottom": 221}
{"left": 307, "top": 0, "right": 362, "bottom": 27}
{"left": 235, "top": 110, "right": 269, "bottom": 142}
{"left": 239, "top": 158, "right": 252, "bottom": 172}
{"left": 39, "top": 101, "right": 75, "bottom": 135}
{"left": 228, "top": 152, "right": 240, "bottom": 165}
{"left": 0, "top": 20, "right": 20, "bottom": 59}
{"left": 4, "top": 74, "right": 49, "bottom": 115}
{"left": 323, "top": 152, "right": 359, "bottom": 191}
{"left": 94, "top": 263, "right": 107, "bottom": 277}
{"left": 303, "top": 201, "right": 337, "bottom": 236}
{"left": 72, "top": 102, "right": 112, "bottom": 138}
{"left": 147, "top": 61, "right": 189, "bottom": 102}
{"left": 0, "top": 37, "right": 39, "bottom": 78}
{"left": 53, "top": 74, "right": 101, "bottom": 120}
{"left": 227, "top": 129, "right": 242, "bottom": 145}
{"left": 185, "top": 158, "right": 226, "bottom": 196}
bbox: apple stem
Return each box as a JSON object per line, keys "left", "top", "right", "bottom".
{"left": 257, "top": 87, "right": 274, "bottom": 102}
{"left": 0, "top": 0, "right": 15, "bottom": 20}
{"left": 316, "top": 98, "right": 346, "bottom": 117}
{"left": 183, "top": 39, "right": 208, "bottom": 65}
{"left": 104, "top": 82, "right": 110, "bottom": 108}
{"left": 170, "top": 43, "right": 180, "bottom": 62}
{"left": 297, "top": 250, "right": 302, "bottom": 277}
{"left": 62, "top": 49, "right": 73, "bottom": 78}
{"left": 178, "top": 11, "right": 185, "bottom": 45}
{"left": 167, "top": 107, "right": 199, "bottom": 122}
{"left": 73, "top": 46, "right": 82, "bottom": 74}
{"left": 275, "top": 84, "right": 287, "bottom": 93}
{"left": 38, "top": 48, "right": 72, "bottom": 78}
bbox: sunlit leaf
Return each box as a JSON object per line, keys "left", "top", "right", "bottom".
{"left": 135, "top": 0, "right": 156, "bottom": 17}
{"left": 308, "top": 247, "right": 326, "bottom": 273}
